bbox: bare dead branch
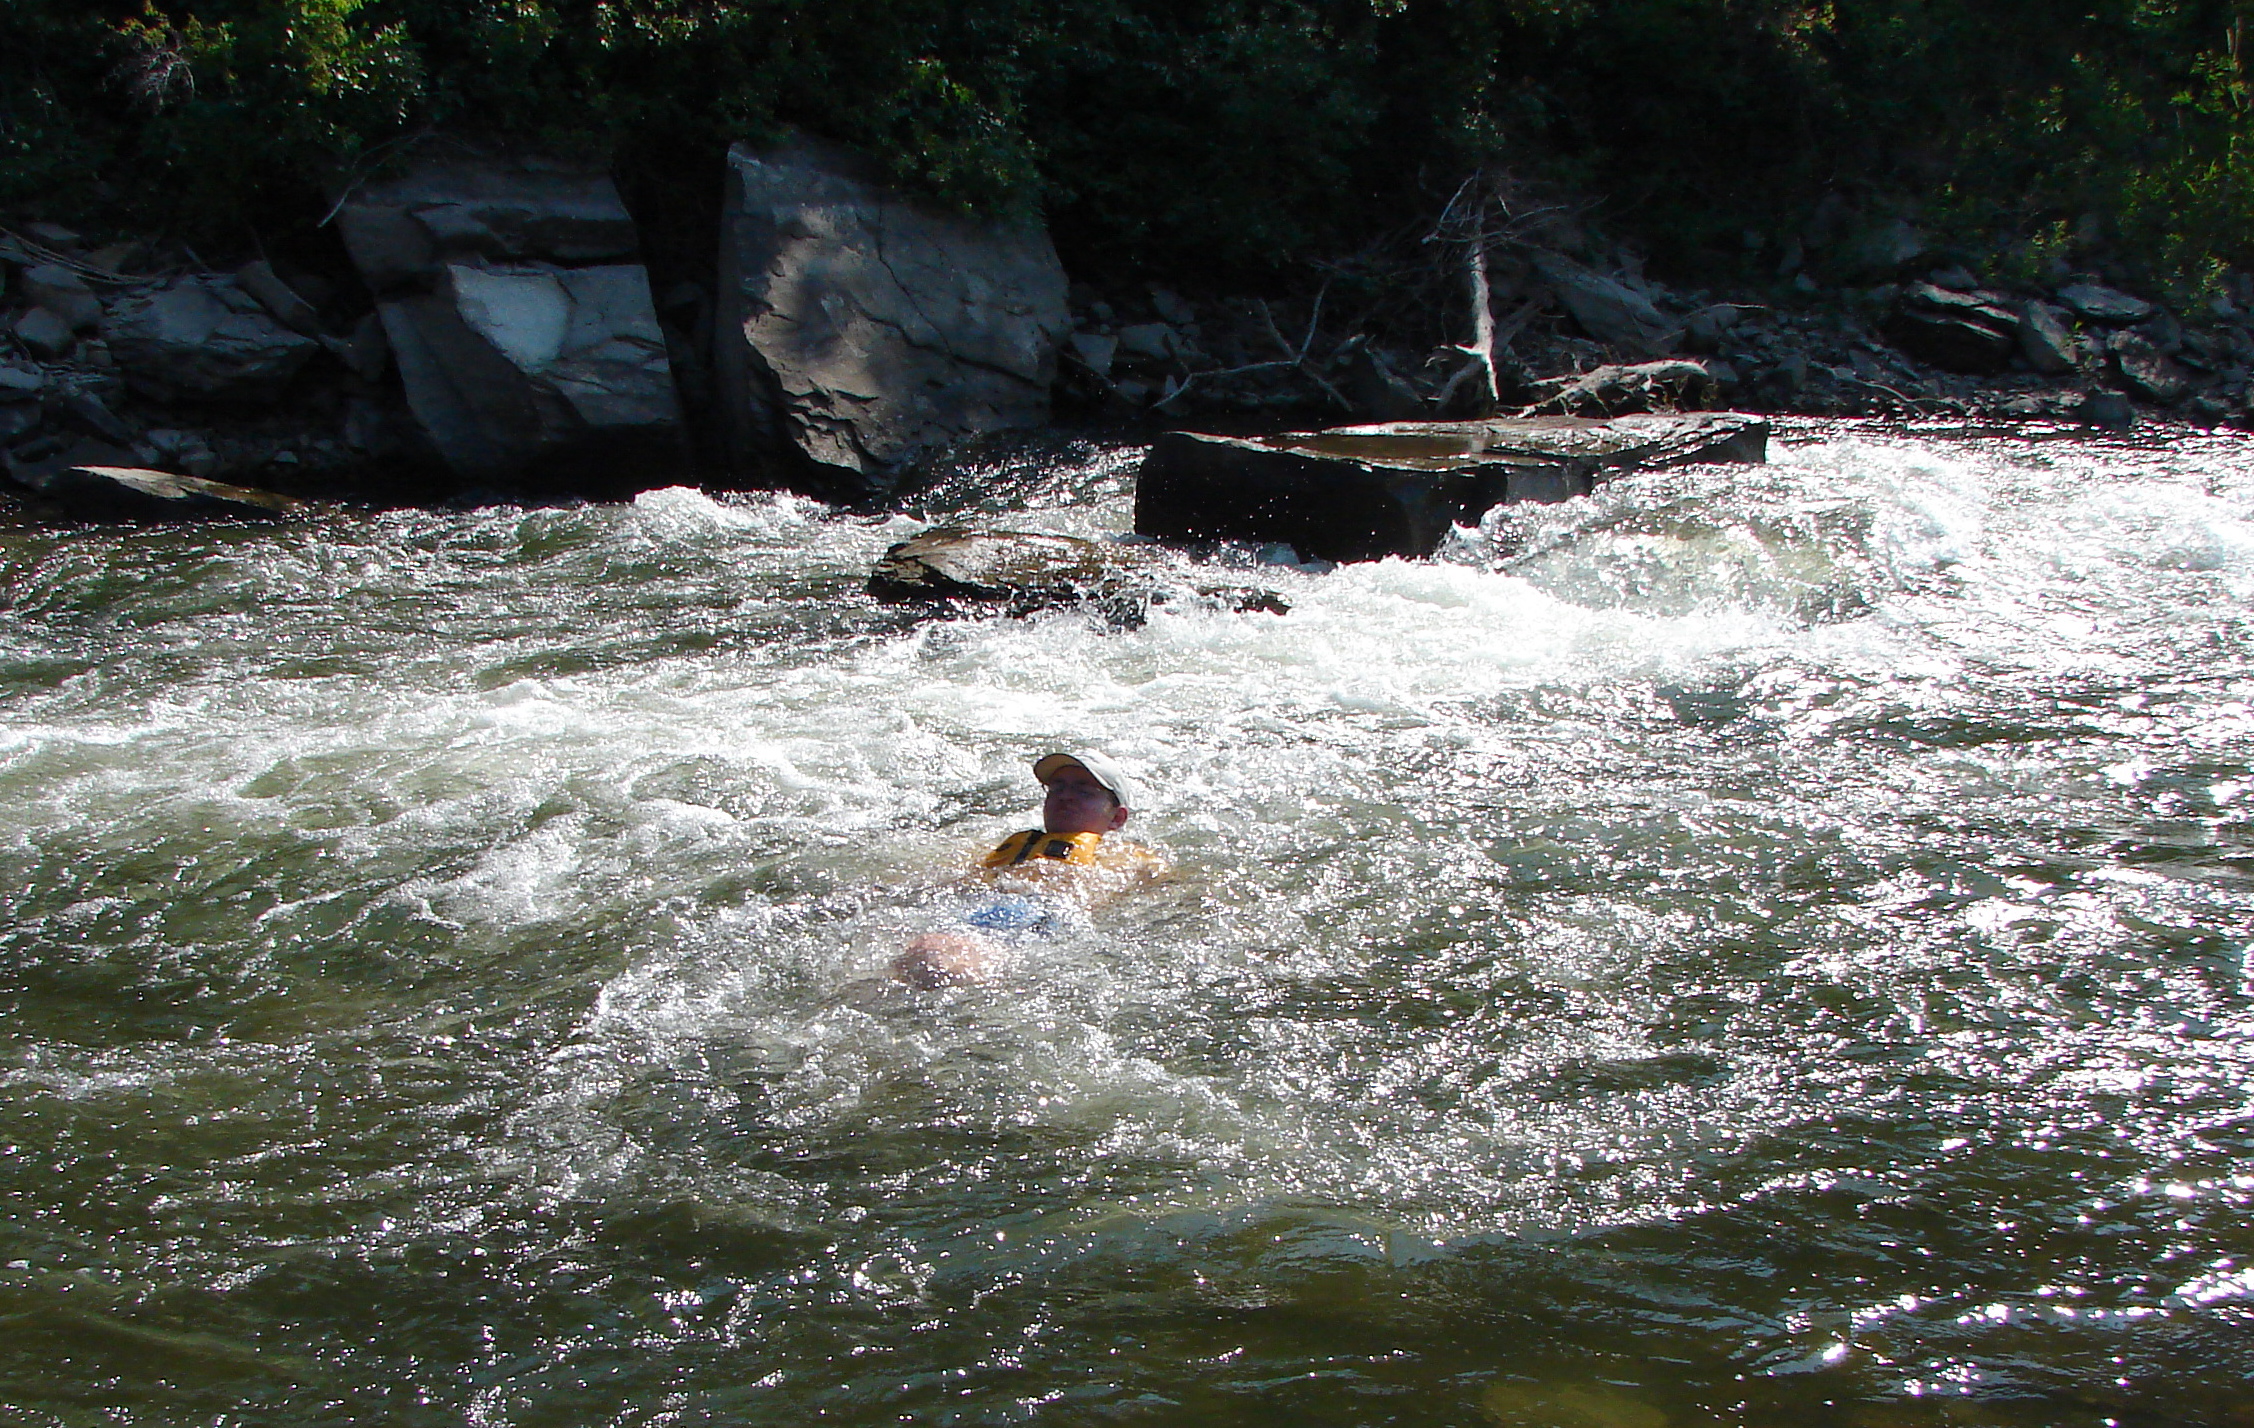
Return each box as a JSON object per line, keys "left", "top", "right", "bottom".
{"left": 1253, "top": 296, "right": 1350, "bottom": 410}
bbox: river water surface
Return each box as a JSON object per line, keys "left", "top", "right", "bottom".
{"left": 1, "top": 419, "right": 2250, "bottom": 1426}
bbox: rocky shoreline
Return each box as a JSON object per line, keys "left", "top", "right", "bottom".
{"left": 1, "top": 144, "right": 2237, "bottom": 526}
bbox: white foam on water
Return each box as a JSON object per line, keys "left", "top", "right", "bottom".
{"left": 3, "top": 428, "right": 2251, "bottom": 1253}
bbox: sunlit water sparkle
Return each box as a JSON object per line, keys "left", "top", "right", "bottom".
{"left": 0, "top": 419, "right": 2249, "bottom": 1426}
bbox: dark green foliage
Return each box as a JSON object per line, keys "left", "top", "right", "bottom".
{"left": 3, "top": 0, "right": 2253, "bottom": 293}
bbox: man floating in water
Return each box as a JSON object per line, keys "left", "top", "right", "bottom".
{"left": 889, "top": 750, "right": 1165, "bottom": 988}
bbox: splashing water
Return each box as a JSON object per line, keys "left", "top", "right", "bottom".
{"left": 0, "top": 420, "right": 2249, "bottom": 1425}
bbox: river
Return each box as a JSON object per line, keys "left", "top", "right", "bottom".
{"left": 0, "top": 418, "right": 2249, "bottom": 1426}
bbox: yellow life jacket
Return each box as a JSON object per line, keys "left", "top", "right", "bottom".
{"left": 983, "top": 829, "right": 1107, "bottom": 868}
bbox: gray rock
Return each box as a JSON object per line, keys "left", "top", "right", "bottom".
{"left": 1836, "top": 219, "right": 1926, "bottom": 276}
{"left": 2109, "top": 331, "right": 2190, "bottom": 403}
{"left": 716, "top": 135, "right": 1069, "bottom": 500}
{"left": 22, "top": 222, "right": 80, "bottom": 249}
{"left": 59, "top": 390, "right": 132, "bottom": 443}
{"left": 1530, "top": 251, "right": 1680, "bottom": 356}
{"left": 2135, "top": 308, "right": 2184, "bottom": 354}
{"left": 2188, "top": 392, "right": 2233, "bottom": 425}
{"left": 21, "top": 264, "right": 103, "bottom": 332}
{"left": 1150, "top": 289, "right": 1196, "bottom": 326}
{"left": 1067, "top": 331, "right": 1118, "bottom": 380}
{"left": 8, "top": 462, "right": 303, "bottom": 522}
{"left": 334, "top": 148, "right": 687, "bottom": 490}
{"left": 1113, "top": 323, "right": 1177, "bottom": 365}
{"left": 377, "top": 261, "right": 685, "bottom": 488}
{"left": 13, "top": 306, "right": 75, "bottom": 359}
{"left": 336, "top": 152, "right": 640, "bottom": 295}
{"left": 0, "top": 404, "right": 39, "bottom": 442}
{"left": 2017, "top": 301, "right": 2078, "bottom": 374}
{"left": 1885, "top": 282, "right": 2018, "bottom": 372}
{"left": 322, "top": 311, "right": 392, "bottom": 382}
{"left": 2057, "top": 283, "right": 2154, "bottom": 324}
{"left": 0, "top": 364, "right": 43, "bottom": 401}
{"left": 1680, "top": 304, "right": 1745, "bottom": 353}
{"left": 2076, "top": 390, "right": 2136, "bottom": 428}
{"left": 341, "top": 398, "right": 396, "bottom": 455}
{"left": 103, "top": 277, "right": 321, "bottom": 403}
{"left": 868, "top": 525, "right": 1286, "bottom": 623}
{"left": 235, "top": 260, "right": 323, "bottom": 336}
{"left": 1525, "top": 359, "right": 1719, "bottom": 416}
{"left": 1134, "top": 412, "right": 1769, "bottom": 563}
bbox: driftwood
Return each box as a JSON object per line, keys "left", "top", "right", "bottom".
{"left": 1148, "top": 289, "right": 1350, "bottom": 414}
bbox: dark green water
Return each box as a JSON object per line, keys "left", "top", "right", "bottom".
{"left": 0, "top": 421, "right": 2249, "bottom": 1426}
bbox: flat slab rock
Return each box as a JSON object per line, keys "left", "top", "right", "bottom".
{"left": 11, "top": 464, "right": 304, "bottom": 522}
{"left": 1133, "top": 412, "right": 1770, "bottom": 563}
{"left": 869, "top": 526, "right": 1286, "bottom": 622}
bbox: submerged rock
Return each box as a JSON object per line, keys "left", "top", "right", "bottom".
{"left": 868, "top": 526, "right": 1286, "bottom": 623}
{"left": 6, "top": 462, "right": 303, "bottom": 521}
{"left": 1133, "top": 412, "right": 1769, "bottom": 563}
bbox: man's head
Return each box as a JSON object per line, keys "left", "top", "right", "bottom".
{"left": 1034, "top": 751, "right": 1136, "bottom": 835}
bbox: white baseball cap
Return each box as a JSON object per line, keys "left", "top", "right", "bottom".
{"left": 1032, "top": 750, "right": 1140, "bottom": 810}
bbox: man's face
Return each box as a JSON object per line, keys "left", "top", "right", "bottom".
{"left": 1042, "top": 765, "right": 1129, "bottom": 835}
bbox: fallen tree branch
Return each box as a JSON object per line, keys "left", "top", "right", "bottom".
{"left": 0, "top": 229, "right": 154, "bottom": 286}
{"left": 316, "top": 128, "right": 437, "bottom": 229}
{"left": 1252, "top": 292, "right": 1351, "bottom": 411}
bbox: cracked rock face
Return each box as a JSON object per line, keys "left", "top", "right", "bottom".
{"left": 717, "top": 136, "right": 1070, "bottom": 502}
{"left": 105, "top": 277, "right": 321, "bottom": 403}
{"left": 337, "top": 149, "right": 686, "bottom": 493}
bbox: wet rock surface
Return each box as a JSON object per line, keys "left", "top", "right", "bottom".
{"left": 1134, "top": 412, "right": 1769, "bottom": 563}
{"left": 6, "top": 460, "right": 303, "bottom": 521}
{"left": 868, "top": 525, "right": 1286, "bottom": 622}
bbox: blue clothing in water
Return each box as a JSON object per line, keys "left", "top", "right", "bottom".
{"left": 962, "top": 893, "right": 1063, "bottom": 938}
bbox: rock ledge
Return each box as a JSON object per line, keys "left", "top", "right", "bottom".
{"left": 1133, "top": 412, "right": 1769, "bottom": 563}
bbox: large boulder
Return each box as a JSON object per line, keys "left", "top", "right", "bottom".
{"left": 103, "top": 277, "right": 322, "bottom": 403}
{"left": 336, "top": 149, "right": 686, "bottom": 492}
{"left": 374, "top": 263, "right": 682, "bottom": 488}
{"left": 717, "top": 135, "right": 1071, "bottom": 503}
{"left": 1134, "top": 412, "right": 1769, "bottom": 563}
